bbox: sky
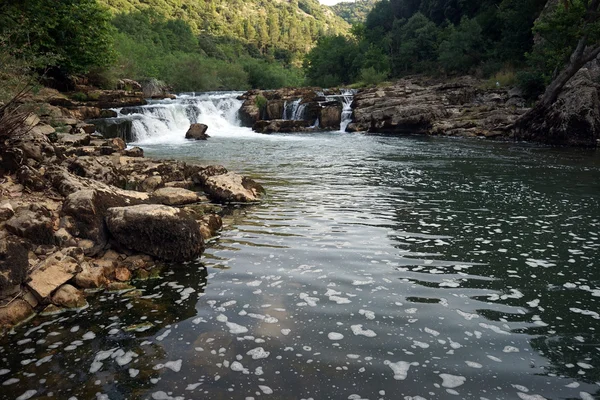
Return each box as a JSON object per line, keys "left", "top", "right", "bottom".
{"left": 319, "top": 0, "right": 355, "bottom": 5}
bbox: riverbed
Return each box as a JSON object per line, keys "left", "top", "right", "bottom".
{"left": 1, "top": 94, "right": 599, "bottom": 400}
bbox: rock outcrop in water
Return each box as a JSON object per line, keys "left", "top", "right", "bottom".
{"left": 515, "top": 61, "right": 600, "bottom": 147}
{"left": 0, "top": 90, "right": 266, "bottom": 332}
{"left": 348, "top": 77, "right": 526, "bottom": 140}
{"left": 240, "top": 88, "right": 348, "bottom": 133}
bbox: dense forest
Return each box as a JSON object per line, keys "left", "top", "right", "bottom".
{"left": 0, "top": 0, "right": 348, "bottom": 93}
{"left": 332, "top": 0, "right": 381, "bottom": 24}
{"left": 305, "top": 0, "right": 592, "bottom": 100}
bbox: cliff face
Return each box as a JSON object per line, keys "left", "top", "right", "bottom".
{"left": 349, "top": 77, "right": 527, "bottom": 140}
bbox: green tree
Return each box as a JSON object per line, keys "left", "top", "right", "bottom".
{"left": 390, "top": 12, "right": 440, "bottom": 74}
{"left": 0, "top": 0, "right": 116, "bottom": 75}
{"left": 438, "top": 17, "right": 486, "bottom": 73}
{"left": 304, "top": 35, "right": 361, "bottom": 86}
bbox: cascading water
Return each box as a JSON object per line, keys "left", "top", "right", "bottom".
{"left": 281, "top": 99, "right": 305, "bottom": 121}
{"left": 113, "top": 92, "right": 253, "bottom": 144}
{"left": 338, "top": 89, "right": 355, "bottom": 132}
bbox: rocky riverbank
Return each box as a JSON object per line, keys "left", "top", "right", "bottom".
{"left": 0, "top": 90, "right": 265, "bottom": 333}
{"left": 239, "top": 77, "right": 527, "bottom": 140}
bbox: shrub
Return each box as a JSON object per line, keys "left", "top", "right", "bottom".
{"left": 360, "top": 67, "right": 388, "bottom": 86}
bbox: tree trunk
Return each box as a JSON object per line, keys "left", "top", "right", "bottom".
{"left": 515, "top": 34, "right": 600, "bottom": 145}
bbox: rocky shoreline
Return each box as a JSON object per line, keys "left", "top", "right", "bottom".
{"left": 0, "top": 89, "right": 265, "bottom": 333}
{"left": 239, "top": 73, "right": 598, "bottom": 147}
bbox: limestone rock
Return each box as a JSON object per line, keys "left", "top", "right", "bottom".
{"left": 62, "top": 187, "right": 149, "bottom": 255}
{"left": 5, "top": 206, "right": 55, "bottom": 245}
{"left": 517, "top": 65, "right": 600, "bottom": 147}
{"left": 185, "top": 123, "right": 210, "bottom": 140}
{"left": 51, "top": 284, "right": 86, "bottom": 308}
{"left": 190, "top": 165, "right": 228, "bottom": 186}
{"left": 0, "top": 299, "right": 34, "bottom": 329}
{"left": 75, "top": 262, "right": 108, "bottom": 289}
{"left": 115, "top": 267, "right": 132, "bottom": 282}
{"left": 319, "top": 105, "right": 342, "bottom": 130}
{"left": 124, "top": 147, "right": 144, "bottom": 157}
{"left": 105, "top": 204, "right": 204, "bottom": 262}
{"left": 0, "top": 203, "right": 15, "bottom": 222}
{"left": 16, "top": 165, "right": 47, "bottom": 191}
{"left": 67, "top": 156, "right": 126, "bottom": 188}
{"left": 0, "top": 237, "right": 29, "bottom": 291}
{"left": 27, "top": 252, "right": 80, "bottom": 299}
{"left": 57, "top": 133, "right": 91, "bottom": 147}
{"left": 153, "top": 187, "right": 200, "bottom": 206}
{"left": 203, "top": 172, "right": 265, "bottom": 203}
{"left": 253, "top": 119, "right": 313, "bottom": 134}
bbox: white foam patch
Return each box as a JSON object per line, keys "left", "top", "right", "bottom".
{"left": 384, "top": 360, "right": 418, "bottom": 380}
{"left": 351, "top": 325, "right": 376, "bottom": 337}
{"left": 465, "top": 361, "right": 482, "bottom": 368}
{"left": 328, "top": 332, "right": 344, "bottom": 341}
{"left": 247, "top": 347, "right": 270, "bottom": 360}
{"left": 258, "top": 385, "right": 273, "bottom": 394}
{"left": 439, "top": 373, "right": 466, "bottom": 388}
{"left": 517, "top": 393, "right": 547, "bottom": 400}
{"left": 281, "top": 329, "right": 291, "bottom": 336}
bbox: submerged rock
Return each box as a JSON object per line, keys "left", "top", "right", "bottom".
{"left": 105, "top": 204, "right": 204, "bottom": 262}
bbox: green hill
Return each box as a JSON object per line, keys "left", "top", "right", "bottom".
{"left": 331, "top": 0, "right": 380, "bottom": 24}
{"left": 100, "top": 0, "right": 349, "bottom": 55}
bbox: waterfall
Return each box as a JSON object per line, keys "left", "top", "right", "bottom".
{"left": 339, "top": 90, "right": 355, "bottom": 132}
{"left": 112, "top": 92, "right": 253, "bottom": 144}
{"left": 281, "top": 99, "right": 305, "bottom": 121}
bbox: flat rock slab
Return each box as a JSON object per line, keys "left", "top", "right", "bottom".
{"left": 106, "top": 204, "right": 204, "bottom": 262}
{"left": 152, "top": 187, "right": 200, "bottom": 206}
{"left": 204, "top": 172, "right": 265, "bottom": 203}
{"left": 27, "top": 253, "right": 80, "bottom": 299}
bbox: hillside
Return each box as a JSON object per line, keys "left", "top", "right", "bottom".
{"left": 331, "top": 0, "right": 380, "bottom": 24}
{"left": 100, "top": 0, "right": 349, "bottom": 54}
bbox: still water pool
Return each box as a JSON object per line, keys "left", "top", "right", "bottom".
{"left": 1, "top": 130, "right": 599, "bottom": 400}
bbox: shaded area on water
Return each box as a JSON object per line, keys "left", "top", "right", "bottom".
{"left": 1, "top": 133, "right": 599, "bottom": 400}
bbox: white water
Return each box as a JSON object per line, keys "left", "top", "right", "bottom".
{"left": 115, "top": 90, "right": 357, "bottom": 144}
{"left": 114, "top": 92, "right": 255, "bottom": 145}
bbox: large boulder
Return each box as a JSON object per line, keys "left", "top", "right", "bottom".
{"left": 0, "top": 237, "right": 29, "bottom": 292}
{"left": 5, "top": 205, "right": 55, "bottom": 245}
{"left": 319, "top": 105, "right": 342, "bottom": 130}
{"left": 62, "top": 187, "right": 149, "bottom": 255}
{"left": 105, "top": 204, "right": 204, "bottom": 262}
{"left": 87, "top": 118, "right": 134, "bottom": 142}
{"left": 203, "top": 172, "right": 265, "bottom": 203}
{"left": 266, "top": 100, "right": 286, "bottom": 120}
{"left": 517, "top": 65, "right": 600, "bottom": 147}
{"left": 185, "top": 123, "right": 209, "bottom": 140}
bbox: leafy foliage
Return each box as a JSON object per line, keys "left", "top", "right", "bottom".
{"left": 0, "top": 0, "right": 116, "bottom": 75}
{"left": 332, "top": 0, "right": 381, "bottom": 24}
{"left": 304, "top": 0, "right": 553, "bottom": 86}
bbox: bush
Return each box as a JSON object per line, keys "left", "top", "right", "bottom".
{"left": 360, "top": 67, "right": 388, "bottom": 86}
{"left": 516, "top": 70, "right": 546, "bottom": 101}
{"left": 255, "top": 95, "right": 268, "bottom": 110}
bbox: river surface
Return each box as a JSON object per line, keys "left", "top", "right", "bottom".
{"left": 1, "top": 94, "right": 600, "bottom": 400}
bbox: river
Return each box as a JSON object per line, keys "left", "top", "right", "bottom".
{"left": 1, "top": 93, "right": 599, "bottom": 400}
